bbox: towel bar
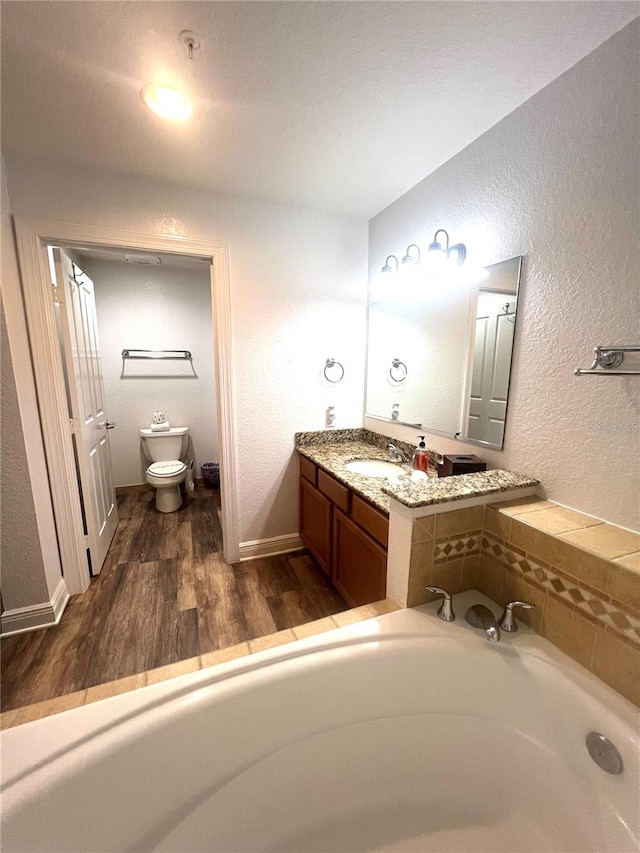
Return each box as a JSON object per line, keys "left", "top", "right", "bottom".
{"left": 574, "top": 345, "right": 640, "bottom": 376}
{"left": 122, "top": 349, "right": 192, "bottom": 360}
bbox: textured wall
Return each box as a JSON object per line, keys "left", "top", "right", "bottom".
{"left": 81, "top": 259, "right": 217, "bottom": 487}
{"left": 1, "top": 157, "right": 63, "bottom": 610}
{"left": 4, "top": 160, "right": 369, "bottom": 544}
{"left": 0, "top": 302, "right": 50, "bottom": 606}
{"left": 367, "top": 21, "right": 640, "bottom": 531}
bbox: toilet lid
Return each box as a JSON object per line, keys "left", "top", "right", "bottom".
{"left": 147, "top": 461, "right": 186, "bottom": 477}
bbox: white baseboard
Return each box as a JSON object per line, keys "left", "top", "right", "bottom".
{"left": 238, "top": 533, "right": 304, "bottom": 562}
{"left": 1, "top": 578, "right": 70, "bottom": 637}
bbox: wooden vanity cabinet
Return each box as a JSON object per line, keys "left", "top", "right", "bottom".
{"left": 299, "top": 456, "right": 388, "bottom": 606}
{"left": 299, "top": 476, "right": 332, "bottom": 576}
{"left": 333, "top": 509, "right": 387, "bottom": 606}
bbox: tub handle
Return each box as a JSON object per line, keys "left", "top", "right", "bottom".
{"left": 499, "top": 600, "right": 534, "bottom": 633}
{"left": 425, "top": 586, "right": 455, "bottom": 622}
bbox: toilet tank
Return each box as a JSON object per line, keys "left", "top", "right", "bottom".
{"left": 139, "top": 427, "right": 189, "bottom": 462}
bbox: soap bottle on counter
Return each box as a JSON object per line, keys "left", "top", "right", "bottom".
{"left": 412, "top": 436, "right": 429, "bottom": 473}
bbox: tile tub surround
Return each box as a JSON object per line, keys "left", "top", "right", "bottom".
{"left": 408, "top": 496, "right": 640, "bottom": 706}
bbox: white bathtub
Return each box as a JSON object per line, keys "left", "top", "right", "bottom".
{"left": 2, "top": 590, "right": 639, "bottom": 852}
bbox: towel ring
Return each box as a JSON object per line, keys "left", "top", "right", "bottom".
{"left": 389, "top": 358, "right": 408, "bottom": 383}
{"left": 324, "top": 358, "right": 344, "bottom": 383}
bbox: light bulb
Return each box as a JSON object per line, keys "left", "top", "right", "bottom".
{"left": 142, "top": 84, "right": 192, "bottom": 120}
{"left": 424, "top": 247, "right": 448, "bottom": 275}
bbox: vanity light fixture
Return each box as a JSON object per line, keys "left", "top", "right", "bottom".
{"left": 402, "top": 244, "right": 421, "bottom": 265}
{"left": 381, "top": 255, "right": 399, "bottom": 274}
{"left": 141, "top": 83, "right": 192, "bottom": 121}
{"left": 427, "top": 229, "right": 467, "bottom": 268}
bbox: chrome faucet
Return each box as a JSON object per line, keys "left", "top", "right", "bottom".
{"left": 426, "top": 586, "right": 455, "bottom": 622}
{"left": 465, "top": 604, "right": 501, "bottom": 642}
{"left": 499, "top": 600, "right": 534, "bottom": 633}
{"left": 388, "top": 442, "right": 408, "bottom": 463}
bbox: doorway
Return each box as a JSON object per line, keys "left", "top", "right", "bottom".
{"left": 50, "top": 244, "right": 221, "bottom": 578}
{"left": 13, "top": 218, "right": 238, "bottom": 598}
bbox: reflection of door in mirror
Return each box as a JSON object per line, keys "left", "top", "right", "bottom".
{"left": 462, "top": 256, "right": 522, "bottom": 449}
{"left": 467, "top": 293, "right": 515, "bottom": 444}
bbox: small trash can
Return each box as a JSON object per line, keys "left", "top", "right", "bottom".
{"left": 201, "top": 461, "right": 220, "bottom": 489}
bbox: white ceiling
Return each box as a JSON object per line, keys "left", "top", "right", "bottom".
{"left": 1, "top": 2, "right": 637, "bottom": 218}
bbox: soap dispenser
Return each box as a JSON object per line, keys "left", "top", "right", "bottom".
{"left": 412, "top": 436, "right": 429, "bottom": 473}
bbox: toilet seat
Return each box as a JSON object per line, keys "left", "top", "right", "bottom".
{"left": 147, "top": 460, "right": 186, "bottom": 478}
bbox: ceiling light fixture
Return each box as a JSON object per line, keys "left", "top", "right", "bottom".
{"left": 141, "top": 83, "right": 192, "bottom": 121}
{"left": 381, "top": 255, "right": 399, "bottom": 274}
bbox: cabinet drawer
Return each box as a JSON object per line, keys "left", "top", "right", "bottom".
{"left": 299, "top": 454, "right": 317, "bottom": 485}
{"left": 318, "top": 469, "right": 350, "bottom": 513}
{"left": 351, "top": 495, "right": 389, "bottom": 548}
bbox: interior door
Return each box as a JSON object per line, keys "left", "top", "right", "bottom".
{"left": 53, "top": 249, "right": 118, "bottom": 574}
{"left": 468, "top": 294, "right": 516, "bottom": 445}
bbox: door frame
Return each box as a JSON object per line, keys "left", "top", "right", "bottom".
{"left": 14, "top": 217, "right": 239, "bottom": 595}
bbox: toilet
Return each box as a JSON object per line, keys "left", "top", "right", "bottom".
{"left": 139, "top": 426, "right": 189, "bottom": 513}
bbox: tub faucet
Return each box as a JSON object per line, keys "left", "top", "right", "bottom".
{"left": 465, "top": 604, "right": 501, "bottom": 642}
{"left": 426, "top": 586, "right": 455, "bottom": 622}
{"left": 388, "top": 443, "right": 408, "bottom": 463}
{"left": 499, "top": 600, "right": 534, "bottom": 633}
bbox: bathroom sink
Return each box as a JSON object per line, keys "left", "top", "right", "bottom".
{"left": 344, "top": 459, "right": 405, "bottom": 478}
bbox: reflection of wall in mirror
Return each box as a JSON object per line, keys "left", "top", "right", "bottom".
{"left": 366, "top": 283, "right": 471, "bottom": 434}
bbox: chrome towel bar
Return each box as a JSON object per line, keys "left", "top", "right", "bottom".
{"left": 122, "top": 349, "right": 192, "bottom": 360}
{"left": 574, "top": 345, "right": 640, "bottom": 376}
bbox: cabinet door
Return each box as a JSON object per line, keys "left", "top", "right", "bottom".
{"left": 333, "top": 509, "right": 387, "bottom": 608}
{"left": 299, "top": 477, "right": 332, "bottom": 576}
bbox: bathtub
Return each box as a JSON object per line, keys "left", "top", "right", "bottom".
{"left": 2, "top": 590, "right": 638, "bottom": 852}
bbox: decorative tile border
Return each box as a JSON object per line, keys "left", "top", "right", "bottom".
{"left": 482, "top": 532, "right": 640, "bottom": 647}
{"left": 434, "top": 533, "right": 482, "bottom": 563}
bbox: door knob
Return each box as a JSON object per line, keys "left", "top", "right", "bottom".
{"left": 105, "top": 420, "right": 116, "bottom": 430}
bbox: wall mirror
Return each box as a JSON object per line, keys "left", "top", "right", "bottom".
{"left": 365, "top": 256, "right": 522, "bottom": 450}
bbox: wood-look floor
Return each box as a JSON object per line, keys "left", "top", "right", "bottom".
{"left": 1, "top": 485, "right": 348, "bottom": 712}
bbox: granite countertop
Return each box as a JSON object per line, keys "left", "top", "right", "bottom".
{"left": 381, "top": 468, "right": 539, "bottom": 509}
{"left": 297, "top": 440, "right": 409, "bottom": 514}
{"left": 296, "top": 430, "right": 539, "bottom": 514}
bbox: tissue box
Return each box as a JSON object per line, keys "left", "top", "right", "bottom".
{"left": 438, "top": 454, "right": 487, "bottom": 477}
